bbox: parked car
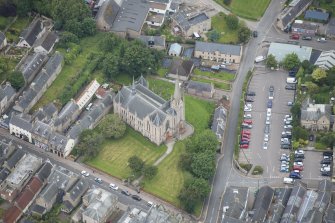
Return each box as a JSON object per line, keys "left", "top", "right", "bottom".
{"left": 281, "top": 144, "right": 291, "bottom": 149}
{"left": 295, "top": 154, "right": 305, "bottom": 159}
{"left": 81, "top": 171, "right": 90, "bottom": 177}
{"left": 281, "top": 138, "right": 290, "bottom": 143}
{"left": 242, "top": 124, "right": 252, "bottom": 129}
{"left": 109, "top": 183, "right": 119, "bottom": 190}
{"left": 323, "top": 151, "right": 333, "bottom": 157}
{"left": 290, "top": 34, "right": 300, "bottom": 40}
{"left": 253, "top": 31, "right": 258, "bottom": 37}
{"left": 265, "top": 116, "right": 271, "bottom": 125}
{"left": 244, "top": 114, "right": 252, "bottom": 119}
{"left": 131, "top": 195, "right": 142, "bottom": 201}
{"left": 293, "top": 165, "right": 303, "bottom": 171}
{"left": 321, "top": 166, "right": 331, "bottom": 172}
{"left": 289, "top": 172, "right": 301, "bottom": 179}
{"left": 317, "top": 37, "right": 326, "bottom": 42}
{"left": 285, "top": 114, "right": 292, "bottom": 119}
{"left": 240, "top": 141, "right": 249, "bottom": 145}
{"left": 280, "top": 167, "right": 289, "bottom": 172}
{"left": 267, "top": 100, "right": 273, "bottom": 108}
{"left": 263, "top": 141, "right": 268, "bottom": 150}
{"left": 243, "top": 120, "right": 252, "bottom": 125}
{"left": 269, "top": 91, "right": 274, "bottom": 100}
{"left": 266, "top": 109, "right": 272, "bottom": 117}
{"left": 244, "top": 107, "right": 252, "bottom": 112}
{"left": 246, "top": 91, "right": 256, "bottom": 96}
{"left": 269, "top": 85, "right": 274, "bottom": 92}
{"left": 264, "top": 134, "right": 269, "bottom": 142}
{"left": 281, "top": 161, "right": 289, "bottom": 165}
{"left": 95, "top": 178, "right": 102, "bottom": 184}
{"left": 287, "top": 101, "right": 293, "bottom": 106}
{"left": 294, "top": 158, "right": 304, "bottom": 162}
{"left": 264, "top": 124, "right": 270, "bottom": 134}
{"left": 246, "top": 97, "right": 254, "bottom": 102}
{"left": 285, "top": 85, "right": 296, "bottom": 90}
{"left": 280, "top": 156, "right": 290, "bottom": 161}
{"left": 242, "top": 134, "right": 250, "bottom": 139}
{"left": 121, "top": 190, "right": 131, "bottom": 196}
{"left": 240, "top": 144, "right": 249, "bottom": 149}
{"left": 284, "top": 120, "right": 292, "bottom": 125}
{"left": 241, "top": 137, "right": 250, "bottom": 142}
{"left": 284, "top": 125, "right": 293, "bottom": 130}
{"left": 302, "top": 36, "right": 312, "bottom": 40}
{"left": 242, "top": 130, "right": 251, "bottom": 135}
{"left": 294, "top": 162, "right": 303, "bottom": 166}
{"left": 321, "top": 159, "right": 332, "bottom": 165}
{"left": 295, "top": 149, "right": 305, "bottom": 155}
{"left": 321, "top": 171, "right": 331, "bottom": 176}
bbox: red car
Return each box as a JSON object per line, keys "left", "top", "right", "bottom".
{"left": 293, "top": 165, "right": 303, "bottom": 171}
{"left": 243, "top": 121, "right": 252, "bottom": 125}
{"left": 242, "top": 130, "right": 251, "bottom": 135}
{"left": 242, "top": 134, "right": 250, "bottom": 139}
{"left": 290, "top": 34, "right": 299, "bottom": 40}
{"left": 240, "top": 144, "right": 249, "bottom": 149}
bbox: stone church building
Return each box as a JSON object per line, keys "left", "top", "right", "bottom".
{"left": 114, "top": 76, "right": 185, "bottom": 145}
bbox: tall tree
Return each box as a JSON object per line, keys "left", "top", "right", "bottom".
{"left": 97, "top": 114, "right": 126, "bottom": 139}
{"left": 7, "top": 70, "right": 24, "bottom": 90}
{"left": 282, "top": 53, "right": 300, "bottom": 70}
{"left": 143, "top": 165, "right": 158, "bottom": 180}
{"left": 191, "top": 152, "right": 215, "bottom": 180}
{"left": 128, "top": 156, "right": 145, "bottom": 174}
{"left": 311, "top": 68, "right": 327, "bottom": 83}
{"left": 76, "top": 129, "right": 104, "bottom": 158}
{"left": 225, "top": 14, "right": 239, "bottom": 30}
{"left": 102, "top": 53, "right": 120, "bottom": 80}
{"left": 266, "top": 54, "right": 278, "bottom": 69}
{"left": 238, "top": 26, "right": 251, "bottom": 43}
{"left": 186, "top": 129, "right": 219, "bottom": 154}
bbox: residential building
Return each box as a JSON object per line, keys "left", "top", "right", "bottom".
{"left": 0, "top": 168, "right": 11, "bottom": 186}
{"left": 324, "top": 203, "right": 335, "bottom": 222}
{"left": 17, "top": 18, "right": 46, "bottom": 48}
{"left": 32, "top": 102, "right": 58, "bottom": 123}
{"left": 34, "top": 166, "right": 78, "bottom": 214}
{"left": 276, "top": 0, "right": 312, "bottom": 30}
{"left": 194, "top": 41, "right": 242, "bottom": 63}
{"left": 185, "top": 80, "right": 215, "bottom": 98}
{"left": 167, "top": 59, "right": 194, "bottom": 80}
{"left": 81, "top": 187, "right": 118, "bottom": 223}
{"left": 31, "top": 120, "right": 53, "bottom": 150}
{"left": 48, "top": 132, "right": 75, "bottom": 157}
{"left": 9, "top": 114, "right": 33, "bottom": 143}
{"left": 326, "top": 18, "right": 335, "bottom": 38}
{"left": 148, "top": 0, "right": 171, "bottom": 14}
{"left": 251, "top": 186, "right": 274, "bottom": 222}
{"left": 3, "top": 206, "right": 21, "bottom": 223}
{"left": 291, "top": 20, "right": 318, "bottom": 36}
{"left": 35, "top": 161, "right": 54, "bottom": 183}
{"left": 267, "top": 42, "right": 312, "bottom": 62}
{"left": 13, "top": 52, "right": 63, "bottom": 113}
{"left": 0, "top": 153, "right": 42, "bottom": 202}
{"left": 0, "top": 139, "right": 15, "bottom": 167}
{"left": 53, "top": 100, "right": 80, "bottom": 133}
{"left": 168, "top": 43, "right": 182, "bottom": 56}
{"left": 300, "top": 99, "right": 331, "bottom": 131}
{"left": 0, "top": 31, "right": 7, "bottom": 50}
{"left": 61, "top": 179, "right": 89, "bottom": 213}
{"left": 114, "top": 76, "right": 185, "bottom": 145}
{"left": 211, "top": 105, "right": 227, "bottom": 141}
{"left": 138, "top": 35, "right": 166, "bottom": 50}
{"left": 267, "top": 188, "right": 292, "bottom": 223}
{"left": 172, "top": 7, "right": 211, "bottom": 37}
{"left": 118, "top": 208, "right": 148, "bottom": 223}
{"left": 111, "top": 0, "right": 150, "bottom": 38}
{"left": 221, "top": 187, "right": 249, "bottom": 223}
{"left": 304, "top": 10, "right": 329, "bottom": 22}
{"left": 280, "top": 181, "right": 307, "bottom": 223}
{"left": 315, "top": 50, "right": 335, "bottom": 70}
{"left": 146, "top": 12, "right": 165, "bottom": 27}
{"left": 75, "top": 79, "right": 100, "bottom": 110}
{"left": 18, "top": 53, "right": 48, "bottom": 84}
{"left": 67, "top": 91, "right": 113, "bottom": 142}
{"left": 95, "top": 0, "right": 120, "bottom": 31}
{"left": 3, "top": 149, "right": 25, "bottom": 171}
{"left": 34, "top": 31, "right": 58, "bottom": 54}
{"left": 0, "top": 82, "right": 16, "bottom": 115}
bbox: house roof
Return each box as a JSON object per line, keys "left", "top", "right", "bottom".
{"left": 169, "top": 59, "right": 194, "bottom": 77}
{"left": 267, "top": 42, "right": 312, "bottom": 62}
{"left": 292, "top": 21, "right": 318, "bottom": 31}
{"left": 66, "top": 179, "right": 89, "bottom": 202}
{"left": 32, "top": 120, "right": 53, "bottom": 140}
{"left": 150, "top": 2, "right": 167, "bottom": 10}
{"left": 195, "top": 41, "right": 241, "bottom": 56}
{"left": 15, "top": 189, "right": 34, "bottom": 210}
{"left": 280, "top": 0, "right": 312, "bottom": 28}
{"left": 26, "top": 176, "right": 43, "bottom": 194}
{"left": 324, "top": 203, "right": 335, "bottom": 223}
{"left": 48, "top": 132, "right": 70, "bottom": 152}
{"left": 19, "top": 53, "right": 48, "bottom": 82}
{"left": 35, "top": 161, "right": 54, "bottom": 182}
{"left": 0, "top": 83, "right": 16, "bottom": 101}
{"left": 31, "top": 204, "right": 46, "bottom": 215}
{"left": 252, "top": 186, "right": 274, "bottom": 222}
{"left": 138, "top": 35, "right": 166, "bottom": 48}
{"left": 221, "top": 187, "right": 248, "bottom": 221}
{"left": 38, "top": 31, "right": 58, "bottom": 52}
{"left": 0, "top": 31, "right": 5, "bottom": 44}
{"left": 9, "top": 113, "right": 33, "bottom": 131}
{"left": 211, "top": 105, "right": 227, "bottom": 140}
{"left": 187, "top": 80, "right": 213, "bottom": 93}
{"left": 326, "top": 18, "right": 335, "bottom": 36}
{"left": 0, "top": 167, "right": 10, "bottom": 184}
{"left": 173, "top": 11, "right": 209, "bottom": 32}
{"left": 297, "top": 190, "right": 318, "bottom": 222}
{"left": 3, "top": 206, "right": 21, "bottom": 223}
{"left": 111, "top": 0, "right": 149, "bottom": 33}
{"left": 6, "top": 149, "right": 25, "bottom": 169}
{"left": 305, "top": 10, "right": 329, "bottom": 21}
{"left": 21, "top": 19, "right": 42, "bottom": 46}
{"left": 54, "top": 100, "right": 79, "bottom": 127}
{"left": 315, "top": 50, "right": 335, "bottom": 70}
{"left": 169, "top": 43, "right": 182, "bottom": 55}
{"left": 318, "top": 179, "right": 332, "bottom": 192}
{"left": 301, "top": 103, "right": 331, "bottom": 122}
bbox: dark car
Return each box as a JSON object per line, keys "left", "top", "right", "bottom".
{"left": 302, "top": 36, "right": 312, "bottom": 40}
{"left": 246, "top": 91, "right": 256, "bottom": 96}
{"left": 294, "top": 158, "right": 304, "bottom": 162}
{"left": 240, "top": 141, "right": 249, "bottom": 145}
{"left": 289, "top": 173, "right": 301, "bottom": 179}
{"left": 246, "top": 97, "right": 254, "bottom": 102}
{"left": 269, "top": 85, "right": 274, "bottom": 92}
{"left": 94, "top": 178, "right": 102, "bottom": 184}
{"left": 321, "top": 171, "right": 332, "bottom": 176}
{"left": 267, "top": 100, "right": 273, "bottom": 108}
{"left": 323, "top": 152, "right": 333, "bottom": 157}
{"left": 131, "top": 195, "right": 142, "bottom": 201}
{"left": 253, "top": 31, "right": 258, "bottom": 37}
{"left": 295, "top": 154, "right": 305, "bottom": 159}
{"left": 288, "top": 69, "right": 298, "bottom": 77}
{"left": 309, "top": 135, "right": 314, "bottom": 141}
{"left": 281, "top": 144, "right": 291, "bottom": 149}
{"left": 321, "top": 159, "right": 332, "bottom": 164}
{"left": 285, "top": 85, "right": 296, "bottom": 90}
{"left": 121, "top": 190, "right": 131, "bottom": 196}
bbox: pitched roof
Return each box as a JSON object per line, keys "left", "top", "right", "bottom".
{"left": 173, "top": 11, "right": 209, "bottom": 32}
{"left": 111, "top": 0, "right": 149, "bottom": 33}
{"left": 6, "top": 149, "right": 25, "bottom": 169}
{"left": 19, "top": 53, "right": 48, "bottom": 82}
{"left": 36, "top": 161, "right": 53, "bottom": 182}
{"left": 3, "top": 206, "right": 21, "bottom": 223}
{"left": 212, "top": 105, "right": 227, "bottom": 140}
{"left": 0, "top": 83, "right": 15, "bottom": 101}
{"left": 54, "top": 100, "right": 79, "bottom": 127}
{"left": 267, "top": 42, "right": 312, "bottom": 62}
{"left": 301, "top": 103, "right": 331, "bottom": 121}
{"left": 305, "top": 10, "right": 329, "bottom": 21}
{"left": 15, "top": 189, "right": 34, "bottom": 210}
{"left": 169, "top": 59, "right": 194, "bottom": 77}
{"left": 280, "top": 0, "right": 312, "bottom": 28}
{"left": 66, "top": 179, "right": 89, "bottom": 202}
{"left": 21, "top": 19, "right": 42, "bottom": 46}
{"left": 324, "top": 203, "right": 335, "bottom": 223}
{"left": 0, "top": 167, "right": 10, "bottom": 184}
{"left": 9, "top": 114, "right": 33, "bottom": 131}
{"left": 169, "top": 43, "right": 182, "bottom": 55}
{"left": 187, "top": 80, "right": 213, "bottom": 93}
{"left": 326, "top": 18, "right": 335, "bottom": 36}
{"left": 221, "top": 187, "right": 248, "bottom": 221}
{"left": 195, "top": 41, "right": 241, "bottom": 56}
{"left": 315, "top": 50, "right": 335, "bottom": 70}
{"left": 39, "top": 31, "right": 58, "bottom": 52}
{"left": 26, "top": 176, "right": 43, "bottom": 194}
{"left": 252, "top": 186, "right": 274, "bottom": 222}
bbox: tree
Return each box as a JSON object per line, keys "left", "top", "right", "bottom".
{"left": 311, "top": 68, "right": 327, "bottom": 83}
{"left": 282, "top": 53, "right": 300, "bottom": 70}
{"left": 99, "top": 33, "right": 120, "bottom": 52}
{"left": 76, "top": 129, "right": 104, "bottom": 158}
{"left": 15, "top": 0, "right": 33, "bottom": 16}
{"left": 81, "top": 17, "right": 96, "bottom": 37}
{"left": 320, "top": 132, "right": 335, "bottom": 148}
{"left": 186, "top": 130, "right": 219, "bottom": 154}
{"left": 143, "top": 165, "right": 158, "bottom": 180}
{"left": 191, "top": 152, "right": 215, "bottom": 180}
{"left": 292, "top": 126, "right": 308, "bottom": 141}
{"left": 179, "top": 177, "right": 210, "bottom": 213}
{"left": 179, "top": 153, "right": 192, "bottom": 172}
{"left": 238, "top": 26, "right": 251, "bottom": 43}
{"left": 305, "top": 81, "right": 319, "bottom": 94}
{"left": 102, "top": 53, "right": 120, "bottom": 80}
{"left": 7, "top": 70, "right": 24, "bottom": 90}
{"left": 266, "top": 54, "right": 278, "bottom": 69}
{"left": 224, "top": 0, "right": 232, "bottom": 5}
{"left": 58, "top": 31, "right": 79, "bottom": 48}
{"left": 225, "top": 14, "right": 239, "bottom": 30}
{"left": 97, "top": 114, "right": 126, "bottom": 139}
{"left": 128, "top": 156, "right": 144, "bottom": 174}
{"left": 208, "top": 30, "right": 220, "bottom": 42}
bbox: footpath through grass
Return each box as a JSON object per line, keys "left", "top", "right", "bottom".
{"left": 194, "top": 68, "right": 235, "bottom": 82}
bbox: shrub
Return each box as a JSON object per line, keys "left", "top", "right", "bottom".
{"left": 239, "top": 163, "right": 252, "bottom": 171}
{"left": 252, "top": 165, "right": 263, "bottom": 175}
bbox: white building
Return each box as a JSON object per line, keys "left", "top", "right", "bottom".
{"left": 75, "top": 79, "right": 100, "bottom": 110}
{"left": 315, "top": 50, "right": 335, "bottom": 70}
{"left": 9, "top": 114, "right": 33, "bottom": 143}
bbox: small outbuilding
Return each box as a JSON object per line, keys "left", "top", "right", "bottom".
{"left": 167, "top": 59, "right": 194, "bottom": 80}
{"left": 168, "top": 43, "right": 182, "bottom": 56}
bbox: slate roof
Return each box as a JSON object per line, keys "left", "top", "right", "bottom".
{"left": 280, "top": 0, "right": 312, "bottom": 29}
{"left": 221, "top": 187, "right": 248, "bottom": 222}
{"left": 267, "top": 188, "right": 292, "bottom": 223}
{"left": 35, "top": 161, "right": 53, "bottom": 182}
{"left": 169, "top": 59, "right": 194, "bottom": 77}
{"left": 21, "top": 19, "right": 42, "bottom": 46}
{"left": 267, "top": 42, "right": 312, "bottom": 62}
{"left": 326, "top": 18, "right": 335, "bottom": 36}
{"left": 169, "top": 43, "right": 182, "bottom": 55}
{"left": 0, "top": 31, "right": 5, "bottom": 45}
{"left": 54, "top": 100, "right": 79, "bottom": 127}
{"left": 9, "top": 113, "right": 33, "bottom": 131}
{"left": 31, "top": 204, "right": 46, "bottom": 215}
{"left": 195, "top": 41, "right": 241, "bottom": 56}
{"left": 301, "top": 103, "right": 331, "bottom": 122}
{"left": 315, "top": 50, "right": 335, "bottom": 70}
{"left": 32, "top": 120, "right": 53, "bottom": 140}
{"left": 252, "top": 186, "right": 274, "bottom": 222}
{"left": 38, "top": 31, "right": 58, "bottom": 52}
{"left": 212, "top": 105, "right": 227, "bottom": 140}
{"left": 297, "top": 190, "right": 318, "bottom": 222}
{"left": 0, "top": 167, "right": 10, "bottom": 184}
{"left": 324, "top": 203, "right": 335, "bottom": 223}
{"left": 292, "top": 21, "right": 318, "bottom": 31}
{"left": 318, "top": 179, "right": 332, "bottom": 192}
{"left": 186, "top": 80, "right": 213, "bottom": 93}
{"left": 173, "top": 11, "right": 209, "bottom": 32}
{"left": 111, "top": 0, "right": 149, "bottom": 33}
{"left": 0, "top": 83, "right": 15, "bottom": 101}
{"left": 66, "top": 179, "right": 89, "bottom": 202}
{"left": 33, "top": 102, "right": 58, "bottom": 123}
{"left": 305, "top": 10, "right": 329, "bottom": 21}
{"left": 6, "top": 149, "right": 25, "bottom": 170}
{"left": 20, "top": 53, "right": 48, "bottom": 82}
{"left": 138, "top": 35, "right": 166, "bottom": 48}
{"left": 149, "top": 0, "right": 170, "bottom": 3}
{"left": 49, "top": 132, "right": 70, "bottom": 152}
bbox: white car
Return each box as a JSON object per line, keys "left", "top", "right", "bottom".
{"left": 281, "top": 138, "right": 290, "bottom": 142}
{"left": 265, "top": 116, "right": 271, "bottom": 125}
{"left": 244, "top": 114, "right": 252, "bottom": 119}
{"left": 246, "top": 103, "right": 253, "bottom": 108}
{"left": 284, "top": 125, "right": 293, "bottom": 129}
{"left": 81, "top": 170, "right": 90, "bottom": 177}
{"left": 266, "top": 108, "right": 271, "bottom": 117}
{"left": 244, "top": 107, "right": 252, "bottom": 112}
{"left": 294, "top": 162, "right": 303, "bottom": 166}
{"left": 285, "top": 115, "right": 292, "bottom": 119}
{"left": 281, "top": 161, "right": 289, "bottom": 165}
{"left": 264, "top": 134, "right": 269, "bottom": 142}
{"left": 147, "top": 201, "right": 156, "bottom": 207}
{"left": 284, "top": 120, "right": 292, "bottom": 125}
{"left": 109, "top": 183, "right": 119, "bottom": 190}
{"left": 295, "top": 149, "right": 304, "bottom": 155}
{"left": 284, "top": 117, "right": 293, "bottom": 122}
{"left": 263, "top": 141, "right": 268, "bottom": 150}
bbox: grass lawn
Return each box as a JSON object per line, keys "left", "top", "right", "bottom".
{"left": 87, "top": 127, "right": 166, "bottom": 179}
{"left": 216, "top": 0, "right": 271, "bottom": 20}
{"left": 191, "top": 76, "right": 231, "bottom": 91}
{"left": 157, "top": 68, "right": 168, "bottom": 77}
{"left": 0, "top": 56, "right": 20, "bottom": 82}
{"left": 210, "top": 13, "right": 239, "bottom": 44}
{"left": 0, "top": 16, "right": 14, "bottom": 30}
{"left": 147, "top": 76, "right": 174, "bottom": 100}
{"left": 194, "top": 68, "right": 235, "bottom": 82}
{"left": 6, "top": 17, "right": 32, "bottom": 43}
{"left": 33, "top": 33, "right": 107, "bottom": 111}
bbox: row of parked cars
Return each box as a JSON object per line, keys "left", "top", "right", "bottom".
{"left": 241, "top": 91, "right": 256, "bottom": 149}
{"left": 288, "top": 150, "right": 305, "bottom": 179}
{"left": 320, "top": 152, "right": 333, "bottom": 177}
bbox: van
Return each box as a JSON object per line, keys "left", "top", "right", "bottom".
{"left": 255, "top": 56, "right": 266, "bottom": 63}
{"left": 317, "top": 38, "right": 326, "bottom": 43}
{"left": 287, "top": 77, "right": 297, "bottom": 84}
{"left": 283, "top": 177, "right": 294, "bottom": 184}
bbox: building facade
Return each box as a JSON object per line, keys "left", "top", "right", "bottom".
{"left": 114, "top": 76, "right": 185, "bottom": 145}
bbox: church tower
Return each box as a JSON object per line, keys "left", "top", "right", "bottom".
{"left": 171, "top": 77, "right": 185, "bottom": 130}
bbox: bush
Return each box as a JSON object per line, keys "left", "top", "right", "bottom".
{"left": 252, "top": 165, "right": 263, "bottom": 175}
{"left": 315, "top": 142, "right": 327, "bottom": 150}
{"left": 239, "top": 163, "right": 252, "bottom": 171}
